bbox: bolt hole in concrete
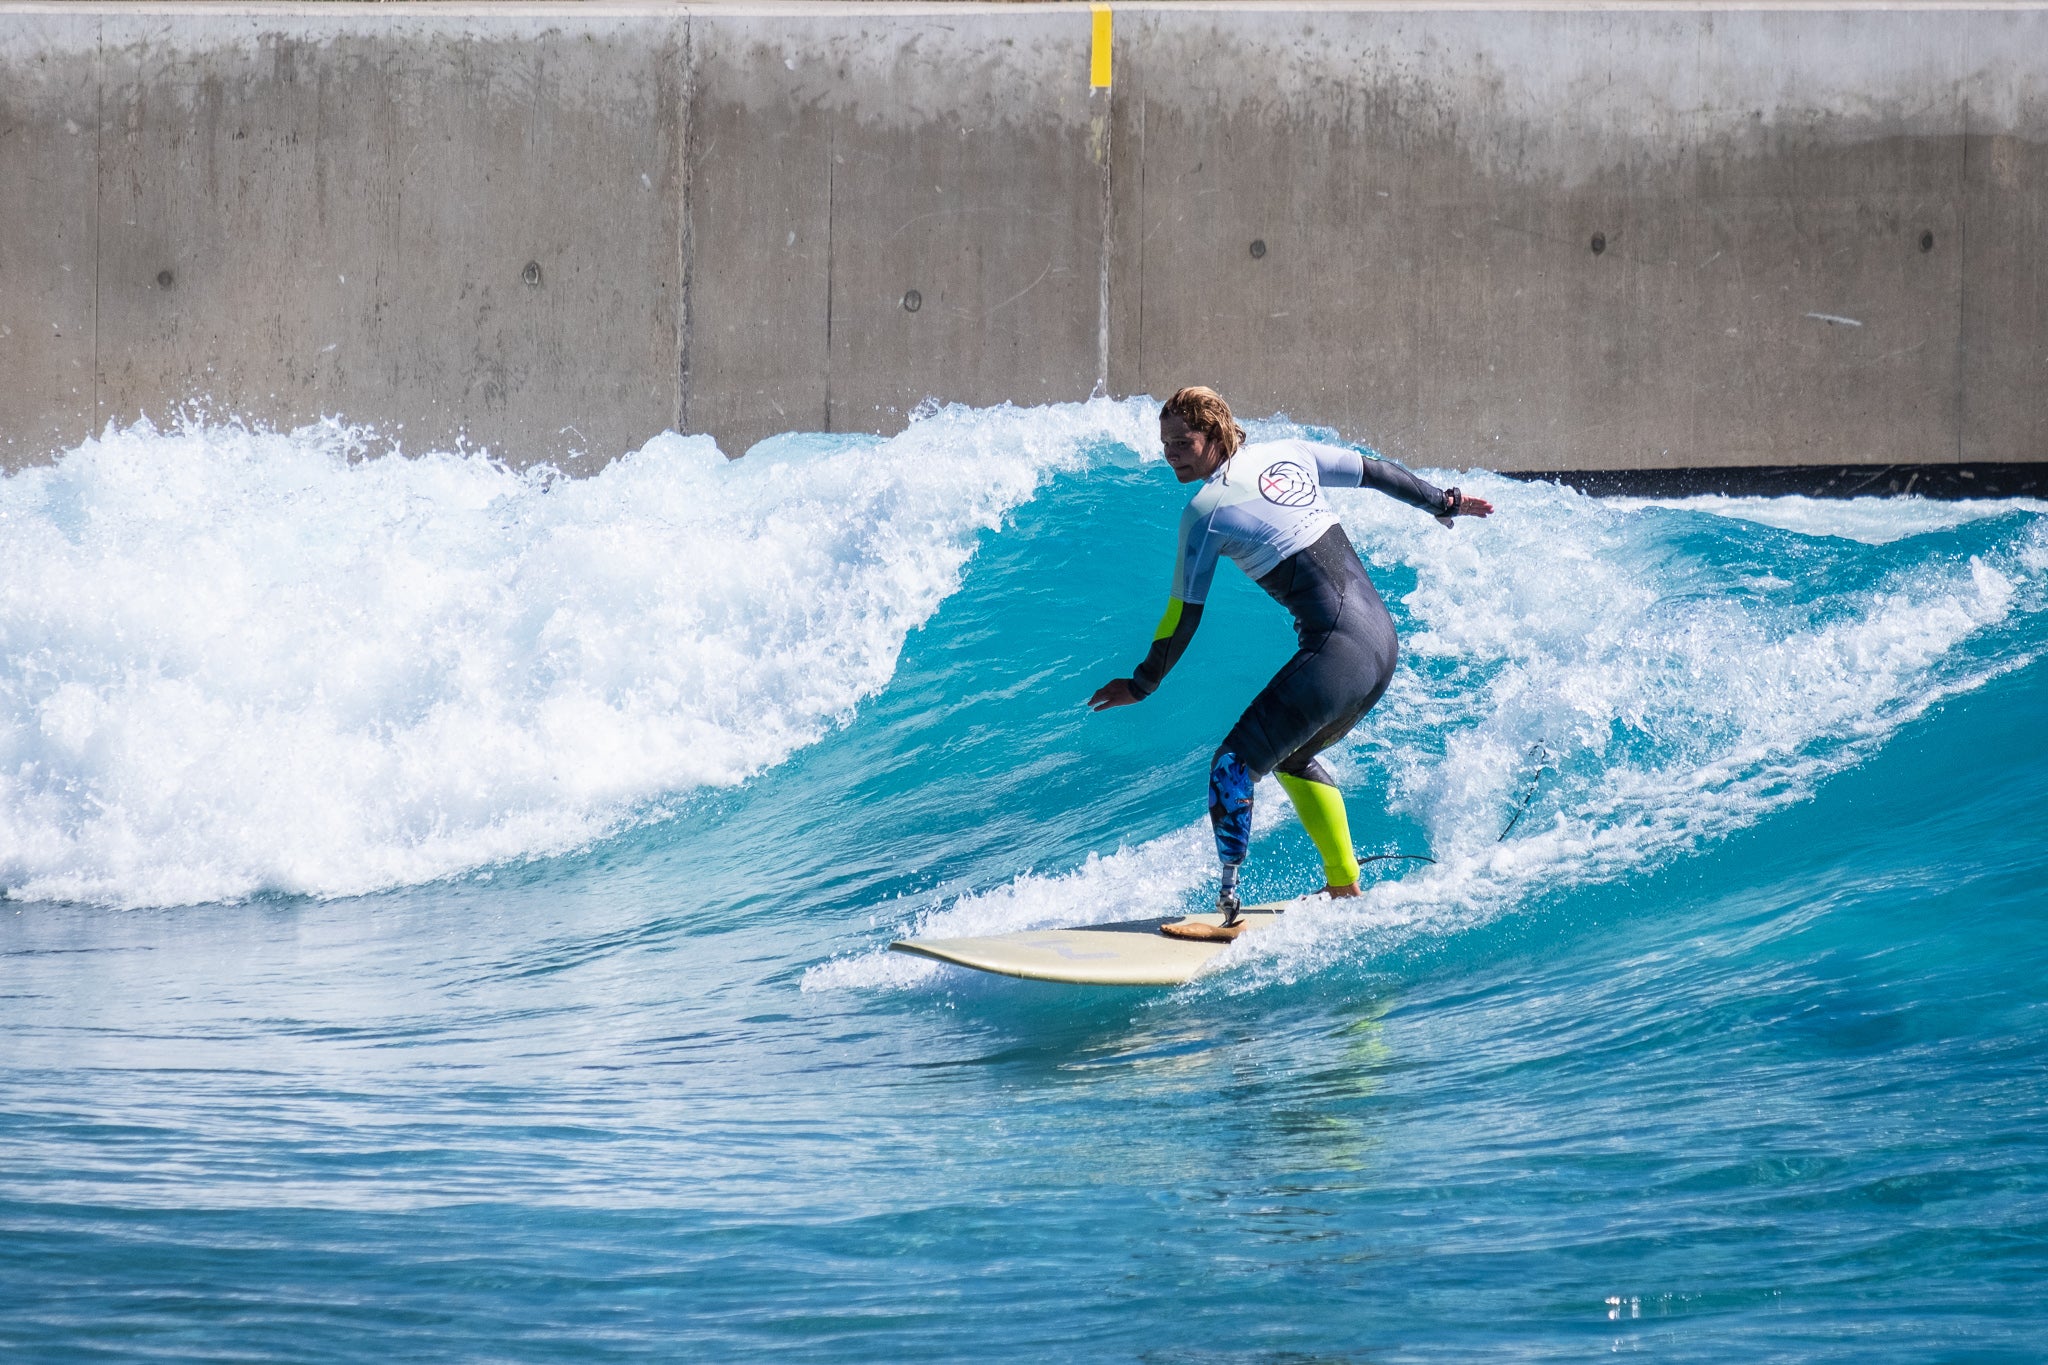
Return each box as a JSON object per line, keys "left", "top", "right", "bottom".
{"left": 156, "top": 269, "right": 174, "bottom": 288}
{"left": 1590, "top": 233, "right": 1606, "bottom": 255}
{"left": 522, "top": 261, "right": 543, "bottom": 287}
{"left": 1249, "top": 238, "right": 1267, "bottom": 259}
{"left": 1921, "top": 231, "right": 1935, "bottom": 252}
{"left": 903, "top": 289, "right": 922, "bottom": 313}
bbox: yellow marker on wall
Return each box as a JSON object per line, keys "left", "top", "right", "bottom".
{"left": 1091, "top": 7, "right": 1112, "bottom": 89}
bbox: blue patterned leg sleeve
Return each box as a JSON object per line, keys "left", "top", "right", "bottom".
{"left": 1207, "top": 749, "right": 1256, "bottom": 870}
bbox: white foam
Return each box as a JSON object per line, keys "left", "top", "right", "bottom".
{"left": 1609, "top": 493, "right": 2042, "bottom": 546}
{"left": 0, "top": 400, "right": 1157, "bottom": 908}
{"left": 810, "top": 471, "right": 2047, "bottom": 993}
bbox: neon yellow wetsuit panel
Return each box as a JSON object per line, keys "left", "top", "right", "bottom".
{"left": 1276, "top": 772, "right": 1362, "bottom": 887}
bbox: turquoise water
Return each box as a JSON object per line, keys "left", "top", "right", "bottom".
{"left": 3, "top": 401, "right": 2045, "bottom": 1359}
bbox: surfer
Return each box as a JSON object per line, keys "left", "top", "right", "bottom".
{"left": 1089, "top": 387, "right": 1491, "bottom": 941}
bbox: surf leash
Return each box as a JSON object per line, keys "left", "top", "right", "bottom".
{"left": 1497, "top": 741, "right": 1558, "bottom": 842}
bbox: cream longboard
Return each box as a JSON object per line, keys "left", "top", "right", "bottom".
{"left": 888, "top": 905, "right": 1285, "bottom": 986}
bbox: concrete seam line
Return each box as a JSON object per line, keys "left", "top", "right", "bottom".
{"left": 1092, "top": 7, "right": 1114, "bottom": 394}
{"left": 91, "top": 12, "right": 103, "bottom": 441}
{"left": 678, "top": 12, "right": 694, "bottom": 443}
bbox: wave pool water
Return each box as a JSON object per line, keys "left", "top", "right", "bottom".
{"left": 3, "top": 401, "right": 2046, "bottom": 1360}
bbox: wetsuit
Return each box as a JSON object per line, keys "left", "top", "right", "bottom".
{"left": 1126, "top": 439, "right": 1454, "bottom": 907}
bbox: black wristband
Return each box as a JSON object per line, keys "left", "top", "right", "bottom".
{"left": 1441, "top": 487, "right": 1461, "bottom": 517}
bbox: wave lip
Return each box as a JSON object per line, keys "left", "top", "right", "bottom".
{"left": 0, "top": 400, "right": 1155, "bottom": 909}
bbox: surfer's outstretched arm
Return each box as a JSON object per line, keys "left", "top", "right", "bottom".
{"left": 1087, "top": 597, "right": 1205, "bottom": 710}
{"left": 1131, "top": 597, "right": 1204, "bottom": 697}
{"left": 1092, "top": 493, "right": 1225, "bottom": 711}
{"left": 1301, "top": 440, "right": 1493, "bottom": 525}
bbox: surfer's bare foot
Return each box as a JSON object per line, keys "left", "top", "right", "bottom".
{"left": 1160, "top": 917, "right": 1251, "bottom": 942}
{"left": 1323, "top": 881, "right": 1362, "bottom": 898}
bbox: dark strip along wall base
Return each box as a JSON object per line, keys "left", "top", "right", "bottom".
{"left": 1506, "top": 464, "right": 2048, "bottom": 501}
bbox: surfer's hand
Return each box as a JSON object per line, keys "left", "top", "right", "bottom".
{"left": 1088, "top": 678, "right": 1142, "bottom": 711}
{"left": 1435, "top": 491, "right": 1494, "bottom": 528}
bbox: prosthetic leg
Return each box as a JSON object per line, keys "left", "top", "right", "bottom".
{"left": 1161, "top": 749, "right": 1258, "bottom": 942}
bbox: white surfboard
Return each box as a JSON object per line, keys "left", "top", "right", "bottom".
{"left": 888, "top": 905, "right": 1286, "bottom": 986}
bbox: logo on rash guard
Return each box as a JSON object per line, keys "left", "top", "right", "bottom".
{"left": 1258, "top": 461, "right": 1317, "bottom": 508}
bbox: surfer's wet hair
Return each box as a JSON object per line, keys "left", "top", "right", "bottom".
{"left": 1161, "top": 386, "right": 1246, "bottom": 458}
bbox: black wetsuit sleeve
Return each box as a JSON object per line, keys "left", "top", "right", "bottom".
{"left": 1353, "top": 451, "right": 1454, "bottom": 516}
{"left": 1307, "top": 440, "right": 1455, "bottom": 516}
{"left": 1129, "top": 601, "right": 1204, "bottom": 698}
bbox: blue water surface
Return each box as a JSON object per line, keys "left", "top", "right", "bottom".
{"left": 2, "top": 402, "right": 2045, "bottom": 1360}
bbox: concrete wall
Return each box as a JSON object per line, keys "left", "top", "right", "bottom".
{"left": 2, "top": 9, "right": 684, "bottom": 467}
{"left": 684, "top": 12, "right": 1109, "bottom": 441}
{"left": 3, "top": 3, "right": 2046, "bottom": 473}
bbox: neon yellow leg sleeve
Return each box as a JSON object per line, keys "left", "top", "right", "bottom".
{"left": 1276, "top": 772, "right": 1361, "bottom": 888}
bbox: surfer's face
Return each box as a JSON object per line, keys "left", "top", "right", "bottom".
{"left": 1160, "top": 414, "right": 1223, "bottom": 483}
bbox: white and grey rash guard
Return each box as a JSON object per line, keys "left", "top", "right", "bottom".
{"left": 1128, "top": 439, "right": 1452, "bottom": 698}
